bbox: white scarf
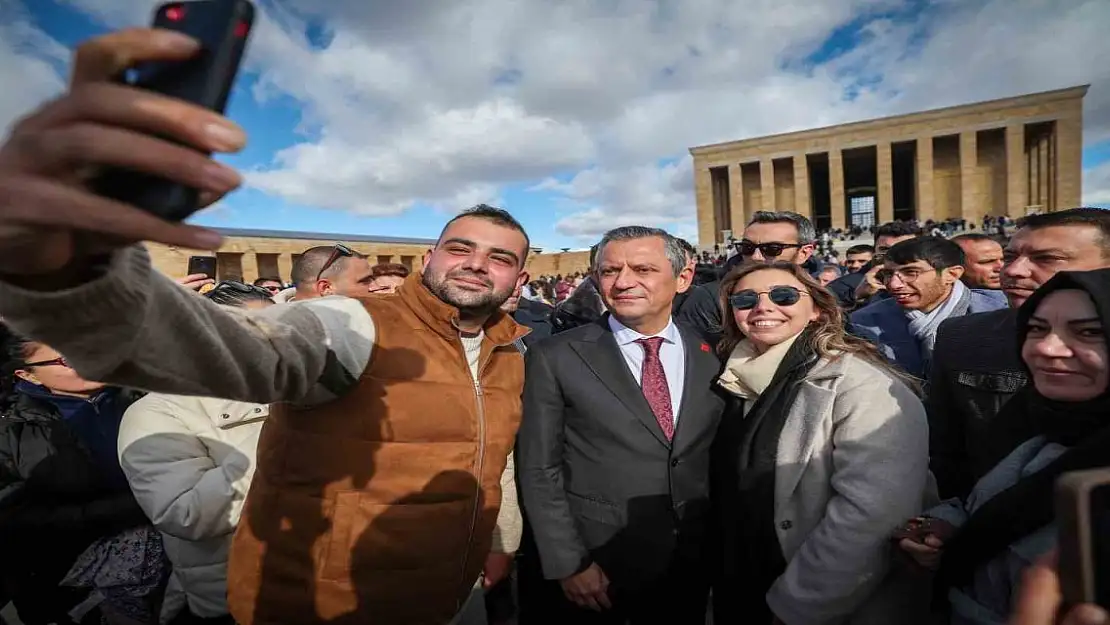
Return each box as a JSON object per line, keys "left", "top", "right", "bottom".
{"left": 904, "top": 279, "right": 971, "bottom": 356}
{"left": 716, "top": 332, "right": 804, "bottom": 411}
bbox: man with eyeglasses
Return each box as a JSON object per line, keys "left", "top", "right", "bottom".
{"left": 284, "top": 243, "right": 375, "bottom": 301}
{"left": 676, "top": 211, "right": 817, "bottom": 346}
{"left": 252, "top": 276, "right": 284, "bottom": 296}
{"left": 848, "top": 236, "right": 1006, "bottom": 379}
{"left": 825, "top": 221, "right": 920, "bottom": 310}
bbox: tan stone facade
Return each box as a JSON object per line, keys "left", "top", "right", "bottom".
{"left": 147, "top": 228, "right": 590, "bottom": 283}
{"left": 691, "top": 86, "right": 1089, "bottom": 245}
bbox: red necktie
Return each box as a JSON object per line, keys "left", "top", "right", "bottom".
{"left": 636, "top": 337, "right": 674, "bottom": 441}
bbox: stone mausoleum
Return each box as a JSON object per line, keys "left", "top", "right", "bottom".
{"left": 692, "top": 85, "right": 1089, "bottom": 245}
{"left": 147, "top": 228, "right": 591, "bottom": 284}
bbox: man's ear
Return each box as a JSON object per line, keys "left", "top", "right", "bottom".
{"left": 798, "top": 244, "right": 816, "bottom": 262}
{"left": 943, "top": 265, "right": 965, "bottom": 284}
{"left": 13, "top": 368, "right": 37, "bottom": 386}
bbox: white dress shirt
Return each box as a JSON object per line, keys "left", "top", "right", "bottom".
{"left": 607, "top": 315, "right": 687, "bottom": 423}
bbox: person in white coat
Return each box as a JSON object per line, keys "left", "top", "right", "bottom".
{"left": 118, "top": 282, "right": 274, "bottom": 624}
{"left": 709, "top": 261, "right": 931, "bottom": 625}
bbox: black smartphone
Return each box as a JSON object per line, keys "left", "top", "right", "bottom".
{"left": 1057, "top": 469, "right": 1110, "bottom": 609}
{"left": 92, "top": 0, "right": 255, "bottom": 222}
{"left": 187, "top": 255, "right": 217, "bottom": 279}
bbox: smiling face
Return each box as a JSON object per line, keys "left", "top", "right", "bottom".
{"left": 1023, "top": 289, "right": 1109, "bottom": 402}
{"left": 883, "top": 259, "right": 962, "bottom": 312}
{"left": 421, "top": 215, "right": 529, "bottom": 317}
{"left": 731, "top": 268, "right": 819, "bottom": 353}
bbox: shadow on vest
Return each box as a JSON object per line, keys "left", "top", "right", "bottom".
{"left": 242, "top": 342, "right": 496, "bottom": 624}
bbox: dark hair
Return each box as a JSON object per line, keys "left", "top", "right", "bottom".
{"left": 950, "top": 233, "right": 997, "bottom": 244}
{"left": 371, "top": 263, "right": 409, "bottom": 279}
{"left": 676, "top": 238, "right": 697, "bottom": 259}
{"left": 873, "top": 221, "right": 921, "bottom": 239}
{"left": 845, "top": 244, "right": 875, "bottom": 256}
{"left": 746, "top": 211, "right": 816, "bottom": 244}
{"left": 204, "top": 281, "right": 275, "bottom": 308}
{"left": 291, "top": 245, "right": 367, "bottom": 287}
{"left": 439, "top": 204, "right": 531, "bottom": 263}
{"left": 885, "top": 236, "right": 966, "bottom": 270}
{"left": 716, "top": 262, "right": 919, "bottom": 391}
{"left": 1017, "top": 208, "right": 1110, "bottom": 256}
{"left": 253, "top": 277, "right": 282, "bottom": 287}
{"left": 1, "top": 332, "right": 36, "bottom": 406}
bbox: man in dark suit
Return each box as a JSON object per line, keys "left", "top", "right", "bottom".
{"left": 928, "top": 208, "right": 1110, "bottom": 499}
{"left": 518, "top": 226, "right": 725, "bottom": 624}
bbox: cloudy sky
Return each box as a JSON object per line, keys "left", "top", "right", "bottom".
{"left": 2, "top": 0, "right": 1107, "bottom": 250}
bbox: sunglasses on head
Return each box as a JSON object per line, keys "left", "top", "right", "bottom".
{"left": 316, "top": 243, "right": 356, "bottom": 281}
{"left": 729, "top": 285, "right": 807, "bottom": 310}
{"left": 24, "top": 356, "right": 69, "bottom": 368}
{"left": 736, "top": 240, "right": 802, "bottom": 259}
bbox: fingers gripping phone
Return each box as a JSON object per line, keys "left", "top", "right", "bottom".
{"left": 187, "top": 255, "right": 216, "bottom": 279}
{"left": 92, "top": 0, "right": 254, "bottom": 222}
{"left": 1056, "top": 469, "right": 1110, "bottom": 609}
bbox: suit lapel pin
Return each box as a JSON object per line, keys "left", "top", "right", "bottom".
{"left": 700, "top": 343, "right": 710, "bottom": 352}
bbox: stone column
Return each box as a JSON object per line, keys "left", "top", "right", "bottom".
{"left": 829, "top": 149, "right": 846, "bottom": 230}
{"left": 959, "top": 131, "right": 979, "bottom": 221}
{"left": 241, "top": 252, "right": 259, "bottom": 284}
{"left": 1056, "top": 112, "right": 1083, "bottom": 211}
{"left": 793, "top": 154, "right": 810, "bottom": 219}
{"left": 760, "top": 159, "right": 776, "bottom": 210}
{"left": 916, "top": 137, "right": 935, "bottom": 222}
{"left": 1005, "top": 124, "right": 1027, "bottom": 217}
{"left": 277, "top": 253, "right": 294, "bottom": 285}
{"left": 728, "top": 163, "right": 745, "bottom": 235}
{"left": 876, "top": 141, "right": 894, "bottom": 224}
{"left": 1038, "top": 132, "right": 1050, "bottom": 210}
{"left": 694, "top": 162, "right": 715, "bottom": 245}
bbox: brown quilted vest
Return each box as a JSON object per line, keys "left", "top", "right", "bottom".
{"left": 226, "top": 273, "right": 529, "bottom": 625}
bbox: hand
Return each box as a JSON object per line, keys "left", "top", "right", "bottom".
{"left": 560, "top": 563, "right": 612, "bottom": 611}
{"left": 483, "top": 552, "right": 514, "bottom": 589}
{"left": 855, "top": 264, "right": 885, "bottom": 301}
{"left": 897, "top": 517, "right": 956, "bottom": 571}
{"left": 175, "top": 273, "right": 215, "bottom": 291}
{"left": 0, "top": 28, "right": 246, "bottom": 281}
{"left": 1010, "top": 552, "right": 1108, "bottom": 625}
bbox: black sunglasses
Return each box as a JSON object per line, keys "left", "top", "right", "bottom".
{"left": 729, "top": 286, "right": 807, "bottom": 310}
{"left": 24, "top": 356, "right": 69, "bottom": 368}
{"left": 316, "top": 243, "right": 356, "bottom": 281}
{"left": 736, "top": 240, "right": 803, "bottom": 259}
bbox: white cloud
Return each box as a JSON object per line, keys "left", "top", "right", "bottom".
{"left": 1083, "top": 161, "right": 1110, "bottom": 206}
{"left": 0, "top": 4, "right": 67, "bottom": 134}
{"left": 7, "top": 0, "right": 1110, "bottom": 246}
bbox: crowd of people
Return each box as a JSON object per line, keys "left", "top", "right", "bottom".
{"left": 0, "top": 27, "right": 1109, "bottom": 625}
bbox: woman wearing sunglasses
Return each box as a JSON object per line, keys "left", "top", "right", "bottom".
{"left": 0, "top": 339, "right": 161, "bottom": 625}
{"left": 710, "top": 261, "right": 932, "bottom": 625}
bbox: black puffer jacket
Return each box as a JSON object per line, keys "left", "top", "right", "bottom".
{"left": 0, "top": 388, "right": 147, "bottom": 625}
{"left": 550, "top": 277, "right": 606, "bottom": 334}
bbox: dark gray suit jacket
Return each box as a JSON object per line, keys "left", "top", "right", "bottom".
{"left": 927, "top": 307, "right": 1028, "bottom": 499}
{"left": 517, "top": 316, "right": 725, "bottom": 589}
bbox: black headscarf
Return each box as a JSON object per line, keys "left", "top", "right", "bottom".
{"left": 938, "top": 268, "right": 1110, "bottom": 589}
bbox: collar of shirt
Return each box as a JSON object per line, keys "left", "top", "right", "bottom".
{"left": 607, "top": 315, "right": 682, "bottom": 347}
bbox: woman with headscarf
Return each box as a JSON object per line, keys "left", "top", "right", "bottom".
{"left": 898, "top": 268, "right": 1110, "bottom": 625}
{"left": 711, "top": 261, "right": 931, "bottom": 625}
{"left": 116, "top": 282, "right": 274, "bottom": 624}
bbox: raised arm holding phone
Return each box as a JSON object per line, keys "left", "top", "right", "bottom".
{"left": 0, "top": 17, "right": 531, "bottom": 625}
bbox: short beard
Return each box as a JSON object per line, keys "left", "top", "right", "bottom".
{"left": 422, "top": 268, "right": 513, "bottom": 317}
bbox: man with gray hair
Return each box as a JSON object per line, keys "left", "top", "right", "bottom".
{"left": 676, "top": 211, "right": 818, "bottom": 346}
{"left": 518, "top": 225, "right": 725, "bottom": 623}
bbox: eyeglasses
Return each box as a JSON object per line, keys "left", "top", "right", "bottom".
{"left": 260, "top": 285, "right": 283, "bottom": 294}
{"left": 316, "top": 243, "right": 356, "bottom": 281}
{"left": 736, "top": 240, "right": 802, "bottom": 259}
{"left": 729, "top": 286, "right": 808, "bottom": 310}
{"left": 24, "top": 356, "right": 69, "bottom": 368}
{"left": 875, "top": 267, "right": 935, "bottom": 284}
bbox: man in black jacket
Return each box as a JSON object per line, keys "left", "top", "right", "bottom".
{"left": 928, "top": 208, "right": 1110, "bottom": 499}
{"left": 676, "top": 211, "right": 816, "bottom": 346}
